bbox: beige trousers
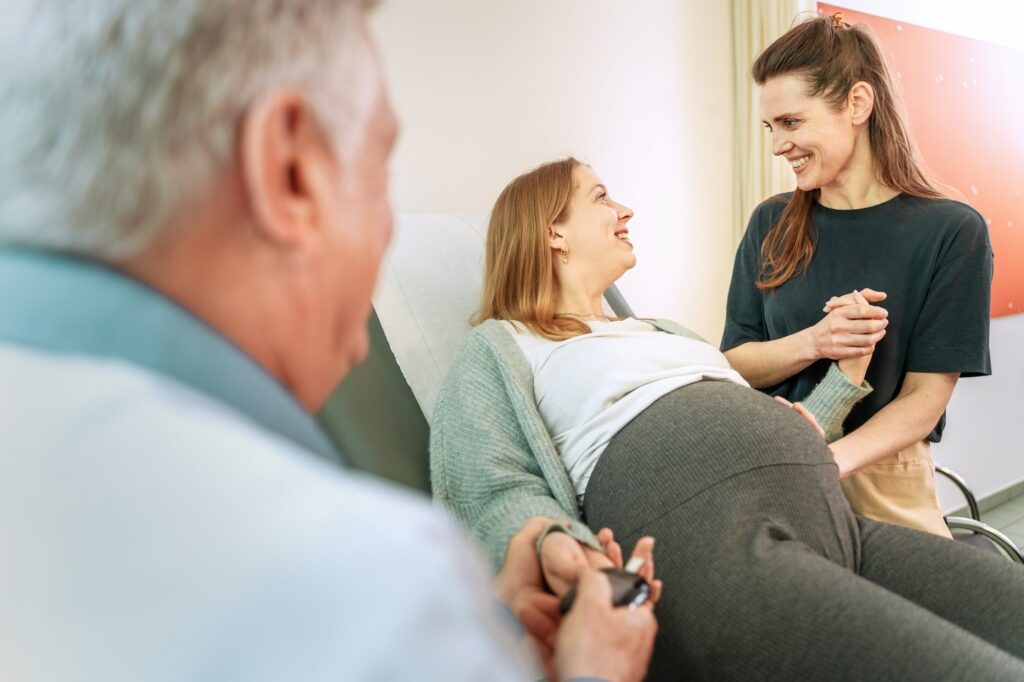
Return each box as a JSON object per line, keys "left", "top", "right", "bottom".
{"left": 840, "top": 440, "right": 952, "bottom": 538}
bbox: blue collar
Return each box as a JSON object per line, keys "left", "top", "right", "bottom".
{"left": 0, "top": 248, "right": 344, "bottom": 466}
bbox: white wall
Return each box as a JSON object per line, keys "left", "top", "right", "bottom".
{"left": 371, "top": 0, "right": 736, "bottom": 343}
{"left": 935, "top": 315, "right": 1024, "bottom": 508}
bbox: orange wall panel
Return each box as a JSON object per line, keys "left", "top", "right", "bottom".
{"left": 820, "top": 4, "right": 1023, "bottom": 317}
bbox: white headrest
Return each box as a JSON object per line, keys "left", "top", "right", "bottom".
{"left": 374, "top": 213, "right": 618, "bottom": 425}
{"left": 372, "top": 214, "right": 487, "bottom": 425}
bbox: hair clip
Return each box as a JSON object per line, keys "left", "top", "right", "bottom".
{"left": 831, "top": 12, "right": 849, "bottom": 30}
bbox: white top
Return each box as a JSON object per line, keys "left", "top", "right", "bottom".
{"left": 503, "top": 318, "right": 748, "bottom": 498}
{"left": 0, "top": 343, "right": 528, "bottom": 682}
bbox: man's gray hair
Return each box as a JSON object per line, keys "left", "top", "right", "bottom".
{"left": 0, "top": 0, "right": 379, "bottom": 259}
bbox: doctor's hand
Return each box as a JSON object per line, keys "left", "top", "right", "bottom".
{"left": 555, "top": 569, "right": 658, "bottom": 682}
{"left": 808, "top": 288, "right": 888, "bottom": 361}
{"left": 496, "top": 519, "right": 662, "bottom": 681}
{"left": 493, "top": 517, "right": 568, "bottom": 675}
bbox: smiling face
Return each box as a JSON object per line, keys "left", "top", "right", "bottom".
{"left": 550, "top": 165, "right": 635, "bottom": 288}
{"left": 759, "top": 74, "right": 865, "bottom": 194}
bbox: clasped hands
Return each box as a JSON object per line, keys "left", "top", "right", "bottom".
{"left": 817, "top": 287, "right": 888, "bottom": 371}
{"left": 494, "top": 517, "right": 661, "bottom": 682}
{"left": 776, "top": 287, "right": 888, "bottom": 437}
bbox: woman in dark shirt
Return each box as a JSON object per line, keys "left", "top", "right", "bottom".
{"left": 722, "top": 13, "right": 992, "bottom": 536}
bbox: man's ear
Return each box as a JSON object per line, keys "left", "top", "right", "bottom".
{"left": 848, "top": 81, "right": 875, "bottom": 127}
{"left": 239, "top": 88, "right": 328, "bottom": 247}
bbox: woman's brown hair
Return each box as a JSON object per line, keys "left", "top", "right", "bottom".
{"left": 475, "top": 157, "right": 591, "bottom": 340}
{"left": 752, "top": 13, "right": 943, "bottom": 290}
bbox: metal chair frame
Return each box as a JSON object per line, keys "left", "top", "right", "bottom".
{"left": 944, "top": 516, "right": 1024, "bottom": 563}
{"left": 935, "top": 466, "right": 1024, "bottom": 564}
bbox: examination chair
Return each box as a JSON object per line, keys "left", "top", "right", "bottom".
{"left": 317, "top": 214, "right": 1023, "bottom": 564}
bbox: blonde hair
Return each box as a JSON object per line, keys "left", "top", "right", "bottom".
{"left": 475, "top": 158, "right": 591, "bottom": 341}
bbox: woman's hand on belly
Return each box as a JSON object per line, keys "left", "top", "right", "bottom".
{"left": 774, "top": 396, "right": 826, "bottom": 439}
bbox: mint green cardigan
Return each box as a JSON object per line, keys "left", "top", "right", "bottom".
{"left": 430, "top": 318, "right": 870, "bottom": 571}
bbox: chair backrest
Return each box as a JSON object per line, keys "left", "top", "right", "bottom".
{"left": 318, "top": 214, "right": 633, "bottom": 493}
{"left": 318, "top": 307, "right": 432, "bottom": 493}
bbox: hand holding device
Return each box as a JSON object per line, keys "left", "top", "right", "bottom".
{"left": 558, "top": 556, "right": 651, "bottom": 614}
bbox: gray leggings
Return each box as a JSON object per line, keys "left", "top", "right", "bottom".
{"left": 584, "top": 380, "right": 1024, "bottom": 681}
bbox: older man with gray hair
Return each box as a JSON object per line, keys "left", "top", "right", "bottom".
{"left": 0, "top": 1, "right": 655, "bottom": 680}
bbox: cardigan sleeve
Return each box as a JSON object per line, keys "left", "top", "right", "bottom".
{"left": 800, "top": 362, "right": 872, "bottom": 443}
{"left": 430, "top": 332, "right": 601, "bottom": 572}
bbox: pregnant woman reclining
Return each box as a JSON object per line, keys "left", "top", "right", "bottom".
{"left": 429, "top": 158, "right": 1024, "bottom": 681}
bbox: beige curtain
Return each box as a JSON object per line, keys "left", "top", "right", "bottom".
{"left": 731, "top": 0, "right": 817, "bottom": 246}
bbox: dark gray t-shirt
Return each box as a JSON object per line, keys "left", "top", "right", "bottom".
{"left": 721, "top": 193, "right": 993, "bottom": 442}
